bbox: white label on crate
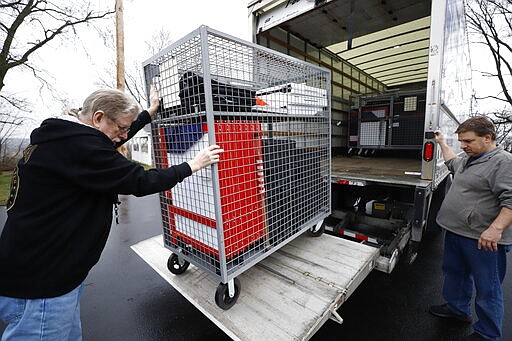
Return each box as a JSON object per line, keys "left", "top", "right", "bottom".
{"left": 165, "top": 132, "right": 219, "bottom": 250}
{"left": 167, "top": 133, "right": 214, "bottom": 217}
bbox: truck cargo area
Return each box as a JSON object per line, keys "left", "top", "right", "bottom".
{"left": 131, "top": 233, "right": 379, "bottom": 341}
{"left": 331, "top": 154, "right": 430, "bottom": 187}
{"left": 249, "top": 0, "right": 471, "bottom": 273}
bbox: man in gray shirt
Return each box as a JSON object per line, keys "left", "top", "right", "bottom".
{"left": 430, "top": 116, "right": 512, "bottom": 341}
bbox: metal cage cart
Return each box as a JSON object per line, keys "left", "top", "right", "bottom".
{"left": 142, "top": 26, "right": 331, "bottom": 309}
{"left": 348, "top": 90, "right": 427, "bottom": 153}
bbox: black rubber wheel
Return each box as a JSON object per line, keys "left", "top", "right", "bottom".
{"left": 167, "top": 253, "right": 190, "bottom": 275}
{"left": 215, "top": 278, "right": 241, "bottom": 310}
{"left": 307, "top": 221, "right": 325, "bottom": 237}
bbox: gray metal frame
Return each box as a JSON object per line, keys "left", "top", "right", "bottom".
{"left": 143, "top": 26, "right": 332, "bottom": 286}
{"left": 350, "top": 90, "right": 427, "bottom": 151}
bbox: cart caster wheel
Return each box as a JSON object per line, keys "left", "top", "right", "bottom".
{"left": 215, "top": 278, "right": 241, "bottom": 310}
{"left": 307, "top": 221, "right": 325, "bottom": 237}
{"left": 167, "top": 253, "right": 190, "bottom": 275}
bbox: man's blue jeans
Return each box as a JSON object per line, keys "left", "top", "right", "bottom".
{"left": 0, "top": 282, "right": 84, "bottom": 341}
{"left": 442, "top": 230, "right": 510, "bottom": 341}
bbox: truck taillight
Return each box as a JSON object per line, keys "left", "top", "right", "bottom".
{"left": 423, "top": 142, "right": 434, "bottom": 161}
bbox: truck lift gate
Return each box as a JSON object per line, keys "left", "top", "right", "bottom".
{"left": 132, "top": 233, "right": 379, "bottom": 340}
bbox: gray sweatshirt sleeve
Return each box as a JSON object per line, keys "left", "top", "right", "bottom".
{"left": 489, "top": 155, "right": 512, "bottom": 209}
{"left": 445, "top": 156, "right": 463, "bottom": 173}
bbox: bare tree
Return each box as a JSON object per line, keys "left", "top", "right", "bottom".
{"left": 0, "top": 91, "right": 28, "bottom": 112}
{"left": 0, "top": 0, "right": 115, "bottom": 93}
{"left": 95, "top": 28, "right": 174, "bottom": 107}
{"left": 128, "top": 29, "right": 174, "bottom": 105}
{"left": 491, "top": 109, "right": 512, "bottom": 151}
{"left": 0, "top": 110, "right": 25, "bottom": 170}
{"left": 466, "top": 0, "right": 512, "bottom": 146}
{"left": 0, "top": 0, "right": 115, "bottom": 159}
{"left": 122, "top": 29, "right": 173, "bottom": 163}
{"left": 466, "top": 0, "right": 512, "bottom": 105}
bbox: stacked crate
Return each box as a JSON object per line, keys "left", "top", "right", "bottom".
{"left": 349, "top": 90, "right": 426, "bottom": 151}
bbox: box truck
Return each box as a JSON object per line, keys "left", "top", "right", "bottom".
{"left": 248, "top": 0, "right": 472, "bottom": 272}
{"left": 133, "top": 0, "right": 472, "bottom": 339}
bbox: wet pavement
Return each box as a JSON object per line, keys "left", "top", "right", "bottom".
{"left": 1, "top": 194, "right": 511, "bottom": 341}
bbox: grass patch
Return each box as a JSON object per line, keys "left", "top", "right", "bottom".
{"left": 0, "top": 170, "right": 13, "bottom": 206}
{"left": 0, "top": 162, "right": 151, "bottom": 206}
{"left": 134, "top": 162, "right": 152, "bottom": 170}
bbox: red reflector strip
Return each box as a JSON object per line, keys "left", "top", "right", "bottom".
{"left": 423, "top": 141, "right": 434, "bottom": 162}
{"left": 356, "top": 233, "right": 368, "bottom": 241}
{"left": 337, "top": 229, "right": 378, "bottom": 244}
{"left": 336, "top": 179, "right": 366, "bottom": 186}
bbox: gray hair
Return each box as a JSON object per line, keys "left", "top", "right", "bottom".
{"left": 79, "top": 89, "right": 140, "bottom": 121}
{"left": 63, "top": 108, "right": 80, "bottom": 118}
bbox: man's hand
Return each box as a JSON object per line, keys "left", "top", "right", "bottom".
{"left": 434, "top": 129, "right": 457, "bottom": 161}
{"left": 479, "top": 207, "right": 512, "bottom": 251}
{"left": 434, "top": 129, "right": 444, "bottom": 143}
{"left": 478, "top": 225, "right": 503, "bottom": 252}
{"left": 147, "top": 84, "right": 160, "bottom": 117}
{"left": 187, "top": 145, "right": 224, "bottom": 173}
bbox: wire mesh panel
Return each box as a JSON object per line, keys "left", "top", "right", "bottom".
{"left": 350, "top": 90, "right": 426, "bottom": 150}
{"left": 390, "top": 92, "right": 426, "bottom": 146}
{"left": 143, "top": 26, "right": 331, "bottom": 308}
{"left": 359, "top": 101, "right": 389, "bottom": 148}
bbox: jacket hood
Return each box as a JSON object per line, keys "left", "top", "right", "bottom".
{"left": 30, "top": 117, "right": 109, "bottom": 145}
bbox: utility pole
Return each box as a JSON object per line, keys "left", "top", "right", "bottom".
{"left": 115, "top": 0, "right": 125, "bottom": 91}
{"left": 115, "top": 0, "right": 128, "bottom": 158}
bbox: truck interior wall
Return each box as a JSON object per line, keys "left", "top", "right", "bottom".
{"left": 388, "top": 81, "right": 428, "bottom": 92}
{"left": 257, "top": 27, "right": 386, "bottom": 152}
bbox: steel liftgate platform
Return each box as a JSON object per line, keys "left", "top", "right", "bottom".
{"left": 131, "top": 233, "right": 379, "bottom": 341}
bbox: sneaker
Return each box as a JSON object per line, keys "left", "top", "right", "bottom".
{"left": 429, "top": 303, "right": 472, "bottom": 323}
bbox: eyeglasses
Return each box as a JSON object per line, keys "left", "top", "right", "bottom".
{"left": 106, "top": 116, "right": 131, "bottom": 134}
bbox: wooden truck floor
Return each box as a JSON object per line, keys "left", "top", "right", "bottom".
{"left": 331, "top": 155, "right": 431, "bottom": 187}
{"left": 131, "top": 233, "right": 379, "bottom": 341}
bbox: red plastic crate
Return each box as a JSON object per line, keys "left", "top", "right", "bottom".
{"left": 157, "top": 120, "right": 267, "bottom": 259}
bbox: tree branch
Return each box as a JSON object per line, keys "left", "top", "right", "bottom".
{"left": 0, "top": 1, "right": 115, "bottom": 92}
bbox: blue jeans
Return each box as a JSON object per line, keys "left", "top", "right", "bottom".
{"left": 442, "top": 230, "right": 510, "bottom": 341}
{"left": 0, "top": 282, "right": 84, "bottom": 341}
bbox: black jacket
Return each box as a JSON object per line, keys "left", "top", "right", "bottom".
{"left": 0, "top": 111, "right": 191, "bottom": 298}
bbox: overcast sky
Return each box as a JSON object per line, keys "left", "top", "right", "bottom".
{"left": 3, "top": 0, "right": 506, "bottom": 137}
{"left": 5, "top": 0, "right": 249, "bottom": 137}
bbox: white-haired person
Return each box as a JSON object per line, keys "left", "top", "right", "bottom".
{"left": 0, "top": 86, "right": 223, "bottom": 340}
